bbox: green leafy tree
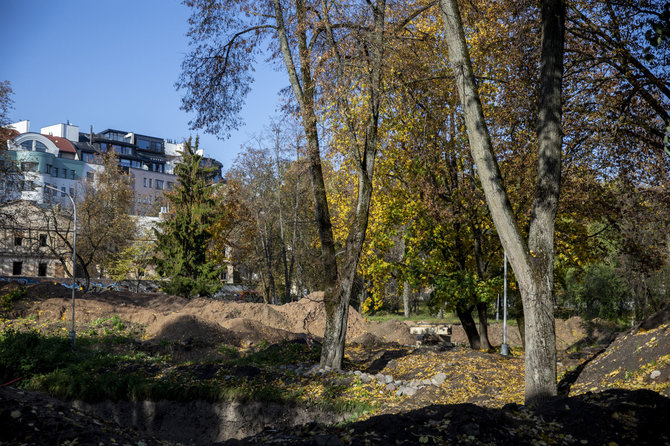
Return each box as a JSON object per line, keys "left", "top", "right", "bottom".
{"left": 153, "top": 137, "right": 221, "bottom": 298}
{"left": 110, "top": 232, "right": 157, "bottom": 293}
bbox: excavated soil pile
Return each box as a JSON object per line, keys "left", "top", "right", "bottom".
{"left": 367, "top": 320, "right": 416, "bottom": 345}
{"left": 9, "top": 286, "right": 368, "bottom": 348}
{"left": 447, "top": 316, "right": 587, "bottom": 349}
{"left": 570, "top": 305, "right": 670, "bottom": 397}
{"left": 144, "top": 313, "right": 241, "bottom": 346}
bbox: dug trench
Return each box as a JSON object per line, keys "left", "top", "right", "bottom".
{"left": 71, "top": 398, "right": 347, "bottom": 444}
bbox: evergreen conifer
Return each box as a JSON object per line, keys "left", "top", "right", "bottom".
{"left": 154, "top": 137, "right": 221, "bottom": 298}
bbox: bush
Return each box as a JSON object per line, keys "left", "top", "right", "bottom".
{"left": 564, "top": 262, "right": 632, "bottom": 321}
{"left": 0, "top": 330, "right": 76, "bottom": 383}
{"left": 1, "top": 286, "right": 27, "bottom": 314}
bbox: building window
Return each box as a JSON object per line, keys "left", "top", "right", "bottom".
{"left": 86, "top": 172, "right": 94, "bottom": 181}
{"left": 155, "top": 180, "right": 164, "bottom": 190}
{"left": 61, "top": 186, "right": 66, "bottom": 197}
{"left": 14, "top": 236, "right": 22, "bottom": 246}
{"left": 148, "top": 178, "right": 152, "bottom": 188}
{"left": 143, "top": 178, "right": 147, "bottom": 187}
{"left": 39, "top": 234, "right": 47, "bottom": 247}
{"left": 53, "top": 167, "right": 59, "bottom": 177}
{"left": 21, "top": 162, "right": 38, "bottom": 172}
{"left": 38, "top": 263, "right": 48, "bottom": 277}
{"left": 35, "top": 141, "right": 47, "bottom": 152}
{"left": 69, "top": 187, "right": 75, "bottom": 197}
{"left": 13, "top": 261, "right": 23, "bottom": 275}
{"left": 20, "top": 140, "right": 33, "bottom": 151}
{"left": 61, "top": 169, "right": 66, "bottom": 178}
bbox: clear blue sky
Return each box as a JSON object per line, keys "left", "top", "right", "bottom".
{"left": 0, "top": 0, "right": 287, "bottom": 169}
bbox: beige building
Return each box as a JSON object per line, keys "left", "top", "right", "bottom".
{"left": 0, "top": 200, "right": 74, "bottom": 278}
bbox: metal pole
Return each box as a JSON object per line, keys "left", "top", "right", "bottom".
{"left": 496, "top": 294, "right": 500, "bottom": 321}
{"left": 45, "top": 185, "right": 76, "bottom": 348}
{"left": 501, "top": 251, "right": 509, "bottom": 356}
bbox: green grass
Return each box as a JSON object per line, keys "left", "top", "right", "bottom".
{"left": 225, "top": 339, "right": 321, "bottom": 367}
{"left": 365, "top": 302, "right": 519, "bottom": 326}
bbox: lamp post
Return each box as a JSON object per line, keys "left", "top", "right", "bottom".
{"left": 45, "top": 184, "right": 77, "bottom": 348}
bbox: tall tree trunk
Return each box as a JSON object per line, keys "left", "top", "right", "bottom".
{"left": 456, "top": 305, "right": 481, "bottom": 349}
{"left": 273, "top": 128, "right": 291, "bottom": 303}
{"left": 473, "top": 222, "right": 492, "bottom": 349}
{"left": 275, "top": 0, "right": 385, "bottom": 369}
{"left": 403, "top": 280, "right": 411, "bottom": 318}
{"left": 515, "top": 296, "right": 526, "bottom": 349}
{"left": 440, "top": 0, "right": 565, "bottom": 404}
{"left": 274, "top": 0, "right": 339, "bottom": 363}
{"left": 476, "top": 302, "right": 491, "bottom": 350}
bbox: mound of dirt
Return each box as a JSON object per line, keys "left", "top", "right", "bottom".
{"left": 367, "top": 320, "right": 416, "bottom": 345}
{"left": 351, "top": 332, "right": 386, "bottom": 346}
{"left": 555, "top": 316, "right": 588, "bottom": 350}
{"left": 278, "top": 292, "right": 368, "bottom": 340}
{"left": 448, "top": 317, "right": 586, "bottom": 349}
{"left": 185, "top": 299, "right": 293, "bottom": 331}
{"left": 219, "top": 318, "right": 303, "bottom": 347}
{"left": 570, "top": 307, "right": 670, "bottom": 397}
{"left": 146, "top": 314, "right": 239, "bottom": 346}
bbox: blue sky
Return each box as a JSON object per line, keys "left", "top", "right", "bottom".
{"left": 0, "top": 0, "right": 288, "bottom": 169}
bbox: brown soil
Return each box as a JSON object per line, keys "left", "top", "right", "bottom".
{"left": 2, "top": 283, "right": 669, "bottom": 445}
{"left": 6, "top": 286, "right": 367, "bottom": 348}
{"left": 367, "top": 320, "right": 416, "bottom": 345}
{"left": 446, "top": 315, "right": 587, "bottom": 349}
{"left": 570, "top": 305, "right": 670, "bottom": 397}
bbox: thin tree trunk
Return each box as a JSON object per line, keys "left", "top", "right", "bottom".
{"left": 403, "top": 280, "right": 411, "bottom": 318}
{"left": 440, "top": 0, "right": 565, "bottom": 404}
{"left": 456, "top": 305, "right": 481, "bottom": 349}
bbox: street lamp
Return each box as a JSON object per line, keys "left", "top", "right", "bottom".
{"left": 44, "top": 184, "right": 77, "bottom": 348}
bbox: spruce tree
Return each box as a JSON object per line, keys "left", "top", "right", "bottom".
{"left": 154, "top": 137, "right": 221, "bottom": 298}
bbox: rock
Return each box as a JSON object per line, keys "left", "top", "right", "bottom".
{"left": 384, "top": 375, "right": 394, "bottom": 384}
{"left": 404, "top": 386, "right": 418, "bottom": 396}
{"left": 432, "top": 372, "right": 447, "bottom": 386}
{"left": 395, "top": 389, "right": 403, "bottom": 397}
{"left": 422, "top": 379, "right": 432, "bottom": 385}
{"left": 360, "top": 374, "right": 372, "bottom": 384}
{"left": 651, "top": 370, "right": 661, "bottom": 380}
{"left": 386, "top": 383, "right": 396, "bottom": 392}
{"left": 354, "top": 370, "right": 362, "bottom": 376}
{"left": 374, "top": 373, "right": 385, "bottom": 382}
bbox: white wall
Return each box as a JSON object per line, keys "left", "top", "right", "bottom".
{"left": 10, "top": 120, "right": 30, "bottom": 133}
{"left": 41, "top": 123, "right": 80, "bottom": 141}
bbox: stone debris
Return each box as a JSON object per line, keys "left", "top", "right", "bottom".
{"left": 289, "top": 365, "right": 450, "bottom": 396}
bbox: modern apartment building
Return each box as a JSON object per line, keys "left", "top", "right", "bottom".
{"left": 4, "top": 120, "right": 223, "bottom": 215}
{"left": 1, "top": 120, "right": 230, "bottom": 283}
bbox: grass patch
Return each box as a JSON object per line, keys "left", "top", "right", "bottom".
{"left": 226, "top": 340, "right": 321, "bottom": 367}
